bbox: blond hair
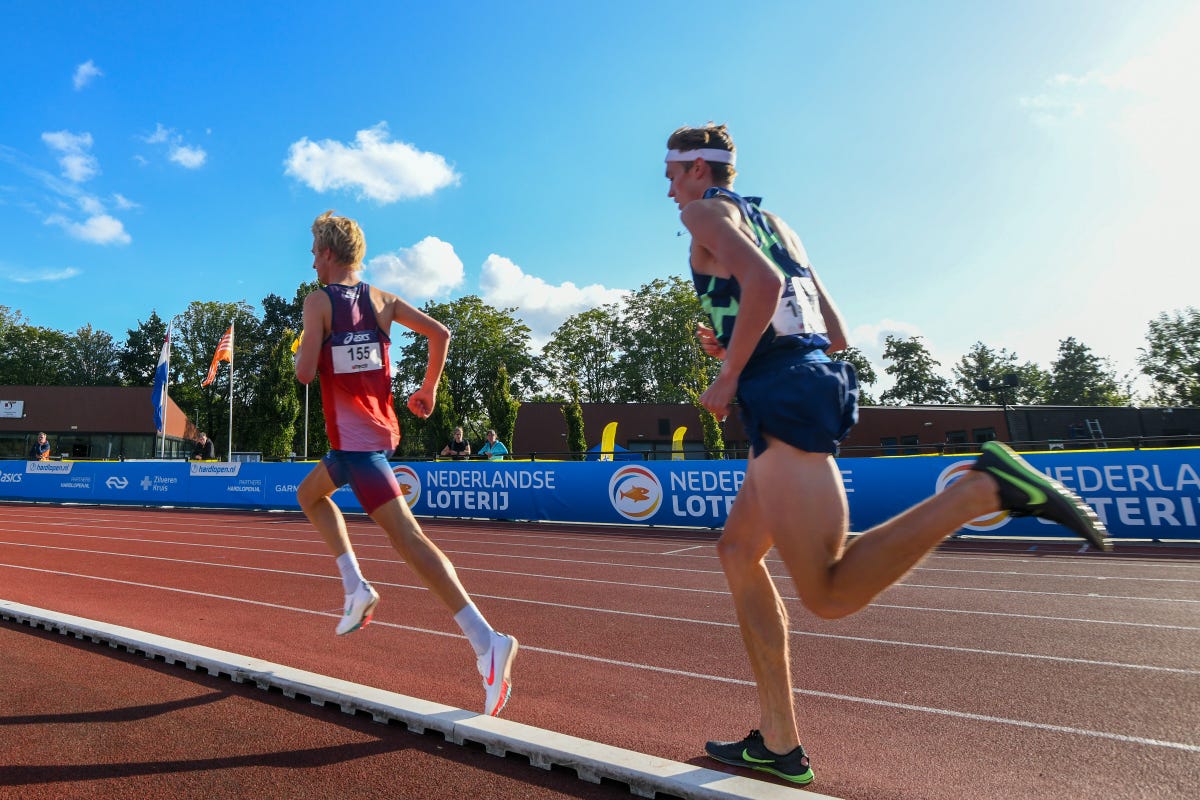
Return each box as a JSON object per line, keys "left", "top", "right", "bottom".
{"left": 667, "top": 123, "right": 737, "bottom": 184}
{"left": 311, "top": 210, "right": 366, "bottom": 268}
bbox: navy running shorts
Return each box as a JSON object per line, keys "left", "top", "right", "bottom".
{"left": 736, "top": 348, "right": 859, "bottom": 457}
{"left": 321, "top": 449, "right": 403, "bottom": 514}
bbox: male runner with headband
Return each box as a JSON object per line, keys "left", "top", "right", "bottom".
{"left": 665, "top": 124, "right": 1108, "bottom": 785}
{"left": 294, "top": 210, "right": 517, "bottom": 717}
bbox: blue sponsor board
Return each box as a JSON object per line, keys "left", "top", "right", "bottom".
{"left": 1, "top": 449, "right": 1197, "bottom": 540}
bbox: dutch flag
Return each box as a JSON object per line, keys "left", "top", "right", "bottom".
{"left": 152, "top": 327, "right": 170, "bottom": 433}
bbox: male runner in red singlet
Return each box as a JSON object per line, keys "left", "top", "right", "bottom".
{"left": 294, "top": 210, "right": 517, "bottom": 717}
{"left": 665, "top": 124, "right": 1108, "bottom": 784}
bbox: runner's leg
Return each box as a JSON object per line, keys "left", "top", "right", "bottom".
{"left": 751, "top": 435, "right": 998, "bottom": 620}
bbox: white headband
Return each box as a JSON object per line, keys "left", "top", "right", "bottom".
{"left": 665, "top": 148, "right": 736, "bottom": 166}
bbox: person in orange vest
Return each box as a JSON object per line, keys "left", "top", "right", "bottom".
{"left": 28, "top": 432, "right": 50, "bottom": 461}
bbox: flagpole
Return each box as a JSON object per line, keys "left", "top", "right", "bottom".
{"left": 160, "top": 321, "right": 173, "bottom": 458}
{"left": 304, "top": 384, "right": 310, "bottom": 459}
{"left": 227, "top": 319, "right": 235, "bottom": 462}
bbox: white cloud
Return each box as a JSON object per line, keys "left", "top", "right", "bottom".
{"left": 10, "top": 266, "right": 82, "bottom": 283}
{"left": 365, "top": 236, "right": 465, "bottom": 300}
{"left": 41, "top": 130, "right": 99, "bottom": 182}
{"left": 479, "top": 254, "right": 629, "bottom": 347}
{"left": 144, "top": 123, "right": 171, "bottom": 145}
{"left": 169, "top": 144, "right": 206, "bottom": 168}
{"left": 45, "top": 212, "right": 131, "bottom": 245}
{"left": 142, "top": 123, "right": 207, "bottom": 169}
{"left": 284, "top": 122, "right": 460, "bottom": 203}
{"left": 111, "top": 193, "right": 138, "bottom": 210}
{"left": 72, "top": 60, "right": 102, "bottom": 90}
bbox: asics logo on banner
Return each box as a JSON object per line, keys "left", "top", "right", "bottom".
{"left": 608, "top": 465, "right": 663, "bottom": 521}
{"left": 340, "top": 331, "right": 374, "bottom": 345}
{"left": 936, "top": 460, "right": 1009, "bottom": 531}
{"left": 105, "top": 476, "right": 129, "bottom": 490}
{"left": 391, "top": 465, "right": 421, "bottom": 508}
{"left": 0, "top": 473, "right": 21, "bottom": 483}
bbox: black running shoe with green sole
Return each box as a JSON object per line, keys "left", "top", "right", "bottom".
{"left": 705, "top": 730, "right": 814, "bottom": 785}
{"left": 972, "top": 441, "right": 1110, "bottom": 551}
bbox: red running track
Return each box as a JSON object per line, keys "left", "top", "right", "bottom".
{"left": 1, "top": 502, "right": 1197, "bottom": 800}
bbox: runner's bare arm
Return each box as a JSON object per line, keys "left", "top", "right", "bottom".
{"left": 682, "top": 199, "right": 783, "bottom": 417}
{"left": 295, "top": 290, "right": 330, "bottom": 385}
{"left": 383, "top": 292, "right": 450, "bottom": 419}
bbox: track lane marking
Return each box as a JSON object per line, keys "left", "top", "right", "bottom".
{"left": 1, "top": 562, "right": 1196, "bottom": 755}
{"left": 1, "top": 556, "right": 1197, "bottom": 672}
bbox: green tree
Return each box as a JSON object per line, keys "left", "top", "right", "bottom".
{"left": 484, "top": 364, "right": 520, "bottom": 454}
{"left": 118, "top": 311, "right": 169, "bottom": 386}
{"left": 830, "top": 346, "right": 878, "bottom": 405}
{"left": 615, "top": 276, "right": 716, "bottom": 403}
{"left": 261, "top": 281, "right": 318, "bottom": 344}
{"left": 541, "top": 304, "right": 623, "bottom": 402}
{"left": 684, "top": 387, "right": 726, "bottom": 459}
{"left": 561, "top": 381, "right": 587, "bottom": 460}
{"left": 397, "top": 373, "right": 456, "bottom": 458}
{"left": 295, "top": 377, "right": 328, "bottom": 459}
{"left": 0, "top": 323, "right": 70, "bottom": 385}
{"left": 1046, "top": 337, "right": 1128, "bottom": 406}
{"left": 1138, "top": 307, "right": 1200, "bottom": 407}
{"left": 879, "top": 335, "right": 953, "bottom": 405}
{"left": 952, "top": 342, "right": 1049, "bottom": 405}
{"left": 393, "top": 296, "right": 536, "bottom": 431}
{"left": 171, "top": 300, "right": 261, "bottom": 453}
{"left": 250, "top": 330, "right": 301, "bottom": 459}
{"left": 64, "top": 323, "right": 120, "bottom": 386}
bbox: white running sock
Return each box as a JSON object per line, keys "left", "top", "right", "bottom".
{"left": 453, "top": 603, "right": 494, "bottom": 656}
{"left": 335, "top": 551, "right": 367, "bottom": 595}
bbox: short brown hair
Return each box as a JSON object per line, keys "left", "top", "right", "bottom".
{"left": 667, "top": 123, "right": 737, "bottom": 184}
{"left": 312, "top": 210, "right": 366, "bottom": 268}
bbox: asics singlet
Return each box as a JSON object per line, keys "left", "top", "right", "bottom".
{"left": 318, "top": 283, "right": 400, "bottom": 452}
{"left": 691, "top": 187, "right": 832, "bottom": 362}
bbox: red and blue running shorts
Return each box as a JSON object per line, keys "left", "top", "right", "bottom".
{"left": 321, "top": 450, "right": 403, "bottom": 514}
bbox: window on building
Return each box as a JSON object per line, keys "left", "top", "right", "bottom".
{"left": 900, "top": 434, "right": 920, "bottom": 455}
{"left": 946, "top": 430, "right": 967, "bottom": 444}
{"left": 880, "top": 436, "right": 898, "bottom": 456}
{"left": 972, "top": 427, "right": 997, "bottom": 443}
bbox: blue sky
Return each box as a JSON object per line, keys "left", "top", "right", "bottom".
{"left": 2, "top": 1, "right": 1197, "bottom": 393}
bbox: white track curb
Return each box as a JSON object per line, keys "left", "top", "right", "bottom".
{"left": 1, "top": 600, "right": 839, "bottom": 800}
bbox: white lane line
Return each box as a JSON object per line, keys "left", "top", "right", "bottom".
{"left": 8, "top": 528, "right": 1200, "bottom": 599}
{"left": 1, "top": 563, "right": 1196, "bottom": 755}
{"left": 1, "top": 556, "right": 1197, "bottom": 673}
{"left": 3, "top": 539, "right": 1198, "bottom": 629}
{"left": 8, "top": 511, "right": 1198, "bottom": 580}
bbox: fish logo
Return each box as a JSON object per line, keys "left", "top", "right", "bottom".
{"left": 936, "top": 459, "right": 1010, "bottom": 531}
{"left": 621, "top": 486, "right": 651, "bottom": 502}
{"left": 391, "top": 465, "right": 421, "bottom": 508}
{"left": 609, "top": 465, "right": 662, "bottom": 521}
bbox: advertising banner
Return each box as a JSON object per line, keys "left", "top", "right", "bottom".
{"left": 1, "top": 448, "right": 1196, "bottom": 540}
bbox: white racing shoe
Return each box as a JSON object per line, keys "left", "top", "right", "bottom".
{"left": 477, "top": 630, "right": 518, "bottom": 716}
{"left": 335, "top": 582, "right": 380, "bottom": 636}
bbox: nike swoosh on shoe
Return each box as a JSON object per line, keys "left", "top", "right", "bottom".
{"left": 993, "top": 468, "right": 1047, "bottom": 507}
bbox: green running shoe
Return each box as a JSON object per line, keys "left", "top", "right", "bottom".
{"left": 705, "top": 730, "right": 814, "bottom": 785}
{"left": 972, "top": 441, "right": 1110, "bottom": 551}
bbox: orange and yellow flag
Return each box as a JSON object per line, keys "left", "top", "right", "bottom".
{"left": 201, "top": 325, "right": 234, "bottom": 386}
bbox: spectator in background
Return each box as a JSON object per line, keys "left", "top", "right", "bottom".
{"left": 28, "top": 432, "right": 50, "bottom": 461}
{"left": 478, "top": 429, "right": 508, "bottom": 461}
{"left": 440, "top": 427, "right": 471, "bottom": 460}
{"left": 191, "top": 432, "right": 216, "bottom": 460}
